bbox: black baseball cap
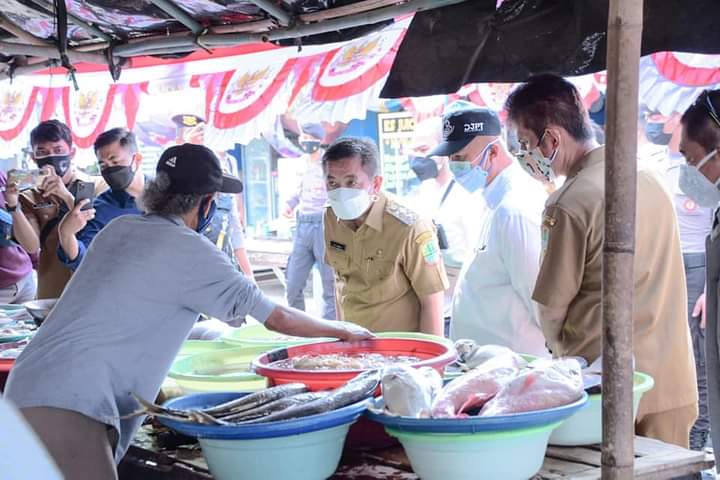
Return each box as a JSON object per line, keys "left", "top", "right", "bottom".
{"left": 157, "top": 143, "right": 243, "bottom": 194}
{"left": 430, "top": 107, "right": 502, "bottom": 157}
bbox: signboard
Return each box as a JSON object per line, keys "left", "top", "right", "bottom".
{"left": 378, "top": 112, "right": 415, "bottom": 196}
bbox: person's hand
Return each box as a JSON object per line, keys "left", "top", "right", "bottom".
{"left": 4, "top": 182, "right": 19, "bottom": 209}
{"left": 59, "top": 200, "right": 95, "bottom": 236}
{"left": 282, "top": 206, "right": 294, "bottom": 219}
{"left": 40, "top": 166, "right": 73, "bottom": 208}
{"left": 335, "top": 321, "right": 375, "bottom": 342}
{"left": 693, "top": 293, "right": 707, "bottom": 329}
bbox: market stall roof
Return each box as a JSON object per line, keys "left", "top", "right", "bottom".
{"left": 382, "top": 0, "right": 720, "bottom": 98}
{"left": 0, "top": 0, "right": 467, "bottom": 81}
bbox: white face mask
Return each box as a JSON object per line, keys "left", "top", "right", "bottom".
{"left": 327, "top": 187, "right": 373, "bottom": 220}
{"left": 679, "top": 149, "right": 720, "bottom": 208}
{"left": 516, "top": 131, "right": 558, "bottom": 183}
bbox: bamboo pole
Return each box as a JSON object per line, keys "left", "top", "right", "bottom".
{"left": 26, "top": 0, "right": 112, "bottom": 41}
{"left": 149, "top": 0, "right": 205, "bottom": 35}
{"left": 249, "top": 0, "right": 292, "bottom": 26}
{"left": 0, "top": 14, "right": 49, "bottom": 46}
{"left": 601, "top": 0, "right": 644, "bottom": 478}
{"left": 0, "top": 41, "right": 107, "bottom": 65}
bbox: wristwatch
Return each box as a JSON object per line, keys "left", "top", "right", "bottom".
{"left": 5, "top": 203, "right": 17, "bottom": 212}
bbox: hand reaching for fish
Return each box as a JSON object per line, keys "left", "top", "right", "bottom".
{"left": 333, "top": 321, "right": 374, "bottom": 342}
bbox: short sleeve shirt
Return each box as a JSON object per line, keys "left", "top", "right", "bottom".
{"left": 323, "top": 193, "right": 448, "bottom": 332}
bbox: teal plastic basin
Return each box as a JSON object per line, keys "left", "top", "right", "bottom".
{"left": 388, "top": 422, "right": 560, "bottom": 480}
{"left": 549, "top": 371, "right": 654, "bottom": 445}
{"left": 199, "top": 423, "right": 352, "bottom": 480}
{"left": 176, "top": 340, "right": 235, "bottom": 361}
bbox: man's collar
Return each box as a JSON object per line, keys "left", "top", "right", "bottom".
{"left": 364, "top": 192, "right": 386, "bottom": 232}
{"left": 568, "top": 145, "right": 605, "bottom": 178}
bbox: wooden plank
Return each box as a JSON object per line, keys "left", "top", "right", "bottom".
{"left": 534, "top": 456, "right": 598, "bottom": 479}
{"left": 633, "top": 436, "right": 687, "bottom": 456}
{"left": 545, "top": 446, "right": 602, "bottom": 467}
{"left": 633, "top": 448, "right": 707, "bottom": 479}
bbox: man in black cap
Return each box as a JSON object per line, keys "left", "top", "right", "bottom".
{"left": 430, "top": 103, "right": 549, "bottom": 356}
{"left": 5, "top": 143, "right": 373, "bottom": 479}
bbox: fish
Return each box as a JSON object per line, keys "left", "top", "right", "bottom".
{"left": 430, "top": 353, "right": 521, "bottom": 418}
{"left": 201, "top": 383, "right": 308, "bottom": 415}
{"left": 123, "top": 393, "right": 227, "bottom": 425}
{"left": 454, "top": 340, "right": 527, "bottom": 371}
{"left": 218, "top": 392, "right": 329, "bottom": 422}
{"left": 381, "top": 366, "right": 443, "bottom": 418}
{"left": 234, "top": 370, "right": 381, "bottom": 425}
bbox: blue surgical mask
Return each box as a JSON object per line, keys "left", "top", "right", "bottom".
{"left": 452, "top": 140, "right": 497, "bottom": 193}
{"left": 679, "top": 149, "right": 720, "bottom": 208}
{"left": 197, "top": 198, "right": 217, "bottom": 233}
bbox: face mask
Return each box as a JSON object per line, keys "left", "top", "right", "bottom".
{"left": 300, "top": 141, "right": 321, "bottom": 154}
{"left": 35, "top": 154, "right": 71, "bottom": 177}
{"left": 409, "top": 156, "right": 439, "bottom": 181}
{"left": 516, "top": 131, "right": 558, "bottom": 183}
{"left": 196, "top": 198, "right": 217, "bottom": 233}
{"left": 452, "top": 140, "right": 497, "bottom": 193}
{"left": 679, "top": 149, "right": 720, "bottom": 208}
{"left": 102, "top": 163, "right": 136, "bottom": 192}
{"left": 327, "top": 187, "right": 373, "bottom": 220}
{"left": 644, "top": 122, "right": 672, "bottom": 146}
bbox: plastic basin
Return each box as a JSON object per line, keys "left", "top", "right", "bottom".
{"left": 252, "top": 338, "right": 458, "bottom": 392}
{"left": 160, "top": 392, "right": 368, "bottom": 480}
{"left": 368, "top": 394, "right": 588, "bottom": 480}
{"left": 549, "top": 371, "right": 655, "bottom": 446}
{"left": 169, "top": 347, "right": 269, "bottom": 394}
{"left": 176, "top": 340, "right": 235, "bottom": 361}
{"left": 221, "top": 324, "right": 333, "bottom": 349}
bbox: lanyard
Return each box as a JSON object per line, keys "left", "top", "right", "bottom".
{"left": 439, "top": 179, "right": 455, "bottom": 207}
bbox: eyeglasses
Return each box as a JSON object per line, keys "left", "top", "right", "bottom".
{"left": 703, "top": 92, "right": 720, "bottom": 129}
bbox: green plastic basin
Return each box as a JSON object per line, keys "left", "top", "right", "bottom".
{"left": 549, "top": 371, "right": 654, "bottom": 446}
{"left": 169, "top": 346, "right": 269, "bottom": 394}
{"left": 221, "top": 324, "right": 332, "bottom": 349}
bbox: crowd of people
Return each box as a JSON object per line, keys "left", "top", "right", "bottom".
{"left": 0, "top": 73, "right": 719, "bottom": 477}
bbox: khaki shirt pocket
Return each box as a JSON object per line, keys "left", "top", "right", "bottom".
{"left": 367, "top": 258, "right": 399, "bottom": 302}
{"left": 326, "top": 251, "right": 351, "bottom": 279}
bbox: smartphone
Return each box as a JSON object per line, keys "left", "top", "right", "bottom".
{"left": 74, "top": 181, "right": 95, "bottom": 211}
{"left": 7, "top": 169, "right": 48, "bottom": 191}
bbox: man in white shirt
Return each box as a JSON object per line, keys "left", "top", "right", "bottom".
{"left": 407, "top": 118, "right": 484, "bottom": 324}
{"left": 433, "top": 106, "right": 549, "bottom": 356}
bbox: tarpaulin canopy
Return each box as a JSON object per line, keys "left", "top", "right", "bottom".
{"left": 382, "top": 0, "right": 720, "bottom": 98}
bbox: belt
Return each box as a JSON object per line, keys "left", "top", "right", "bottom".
{"left": 682, "top": 252, "right": 706, "bottom": 269}
{"left": 297, "top": 212, "right": 324, "bottom": 223}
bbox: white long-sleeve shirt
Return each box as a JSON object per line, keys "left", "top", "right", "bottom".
{"left": 450, "top": 163, "right": 550, "bottom": 357}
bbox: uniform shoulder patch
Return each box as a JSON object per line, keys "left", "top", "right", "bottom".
{"left": 385, "top": 199, "right": 418, "bottom": 225}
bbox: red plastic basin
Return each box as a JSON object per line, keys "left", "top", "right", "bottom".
{"left": 252, "top": 338, "right": 457, "bottom": 392}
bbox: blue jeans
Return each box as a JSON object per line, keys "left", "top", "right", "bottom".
{"left": 285, "top": 213, "right": 336, "bottom": 320}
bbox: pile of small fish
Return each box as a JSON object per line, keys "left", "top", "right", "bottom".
{"left": 127, "top": 370, "right": 381, "bottom": 426}
{"left": 272, "top": 353, "right": 422, "bottom": 371}
{"left": 379, "top": 341, "right": 584, "bottom": 419}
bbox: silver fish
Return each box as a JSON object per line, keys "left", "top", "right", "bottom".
{"left": 219, "top": 392, "right": 329, "bottom": 422}
{"left": 201, "top": 383, "right": 308, "bottom": 415}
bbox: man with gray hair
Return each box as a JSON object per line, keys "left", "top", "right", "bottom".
{"left": 5, "top": 143, "right": 373, "bottom": 479}
{"left": 322, "top": 137, "right": 448, "bottom": 334}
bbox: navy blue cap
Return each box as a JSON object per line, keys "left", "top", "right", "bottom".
{"left": 430, "top": 107, "right": 502, "bottom": 157}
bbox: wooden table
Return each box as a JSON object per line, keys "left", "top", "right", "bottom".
{"left": 121, "top": 427, "right": 714, "bottom": 480}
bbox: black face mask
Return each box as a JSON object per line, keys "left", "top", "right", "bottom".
{"left": 36, "top": 154, "right": 71, "bottom": 177}
{"left": 645, "top": 122, "right": 672, "bottom": 146}
{"left": 300, "top": 140, "right": 322, "bottom": 154}
{"left": 409, "top": 156, "right": 439, "bottom": 181}
{"left": 102, "top": 165, "right": 135, "bottom": 192}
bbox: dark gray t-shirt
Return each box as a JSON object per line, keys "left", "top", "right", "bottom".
{"left": 5, "top": 214, "right": 276, "bottom": 462}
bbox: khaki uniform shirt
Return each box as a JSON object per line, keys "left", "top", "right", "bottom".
{"left": 324, "top": 192, "right": 449, "bottom": 332}
{"left": 19, "top": 172, "right": 107, "bottom": 299}
{"left": 533, "top": 146, "right": 697, "bottom": 416}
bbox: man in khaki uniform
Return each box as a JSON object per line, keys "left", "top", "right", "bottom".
{"left": 19, "top": 120, "right": 106, "bottom": 299}
{"left": 323, "top": 137, "right": 448, "bottom": 334}
{"left": 506, "top": 74, "right": 697, "bottom": 447}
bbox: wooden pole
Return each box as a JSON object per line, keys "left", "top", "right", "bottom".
{"left": 602, "top": 0, "right": 643, "bottom": 478}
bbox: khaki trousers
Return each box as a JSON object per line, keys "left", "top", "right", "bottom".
{"left": 635, "top": 403, "right": 699, "bottom": 448}
{"left": 20, "top": 406, "right": 118, "bottom": 480}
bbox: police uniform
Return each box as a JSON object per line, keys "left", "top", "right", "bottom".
{"left": 324, "top": 192, "right": 449, "bottom": 332}
{"left": 201, "top": 193, "right": 242, "bottom": 269}
{"left": 533, "top": 146, "right": 698, "bottom": 447}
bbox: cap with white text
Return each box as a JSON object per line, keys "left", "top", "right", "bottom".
{"left": 429, "top": 107, "right": 502, "bottom": 157}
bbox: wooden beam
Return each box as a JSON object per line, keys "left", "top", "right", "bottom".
{"left": 299, "top": 0, "right": 404, "bottom": 23}
{"left": 149, "top": 0, "right": 205, "bottom": 35}
{"left": 601, "top": 0, "right": 644, "bottom": 478}
{"left": 0, "top": 60, "right": 57, "bottom": 81}
{"left": 209, "top": 19, "right": 276, "bottom": 35}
